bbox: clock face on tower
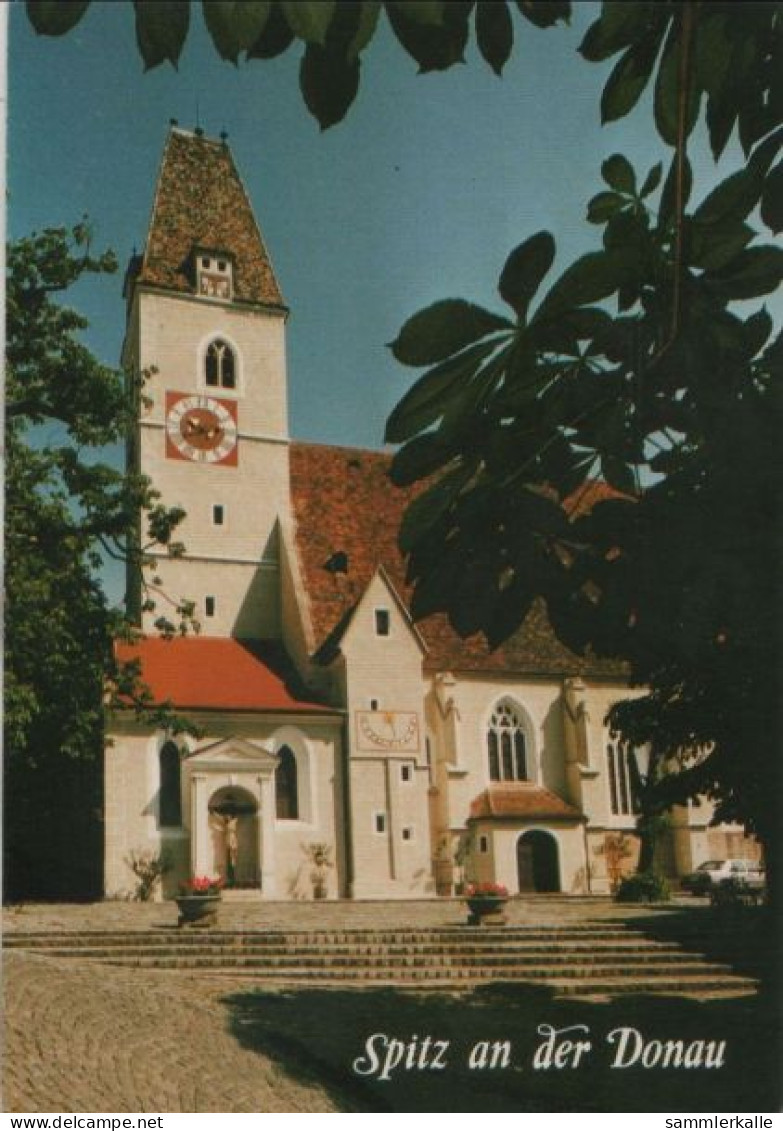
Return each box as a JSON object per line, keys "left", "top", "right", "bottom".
{"left": 165, "top": 392, "right": 238, "bottom": 465}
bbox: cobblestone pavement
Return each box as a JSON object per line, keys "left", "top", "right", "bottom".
{"left": 2, "top": 898, "right": 697, "bottom": 1113}
{"left": 3, "top": 950, "right": 358, "bottom": 1113}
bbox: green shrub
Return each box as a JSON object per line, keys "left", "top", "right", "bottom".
{"left": 615, "top": 871, "right": 670, "bottom": 903}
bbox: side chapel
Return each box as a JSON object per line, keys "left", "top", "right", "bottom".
{"left": 105, "top": 128, "right": 756, "bottom": 901}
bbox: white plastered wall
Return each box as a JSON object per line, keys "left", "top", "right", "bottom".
{"left": 339, "top": 571, "right": 434, "bottom": 897}
{"left": 130, "top": 289, "right": 292, "bottom": 637}
{"left": 104, "top": 711, "right": 344, "bottom": 901}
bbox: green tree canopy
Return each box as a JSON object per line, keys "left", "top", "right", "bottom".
{"left": 5, "top": 225, "right": 191, "bottom": 898}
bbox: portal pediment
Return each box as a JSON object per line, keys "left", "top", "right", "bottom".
{"left": 184, "top": 736, "right": 279, "bottom": 772}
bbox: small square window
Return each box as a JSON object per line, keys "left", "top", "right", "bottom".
{"left": 202, "top": 257, "right": 211, "bottom": 268}
{"left": 212, "top": 504, "right": 225, "bottom": 526}
{"left": 218, "top": 260, "right": 226, "bottom": 271}
{"left": 400, "top": 764, "right": 412, "bottom": 784}
{"left": 374, "top": 812, "right": 387, "bottom": 835}
{"left": 370, "top": 698, "right": 379, "bottom": 711}
{"left": 402, "top": 826, "right": 414, "bottom": 842}
{"left": 205, "top": 596, "right": 216, "bottom": 618}
{"left": 479, "top": 835, "right": 489, "bottom": 854}
{"left": 375, "top": 609, "right": 390, "bottom": 636}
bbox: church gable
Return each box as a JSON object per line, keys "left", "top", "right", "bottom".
{"left": 339, "top": 567, "right": 426, "bottom": 662}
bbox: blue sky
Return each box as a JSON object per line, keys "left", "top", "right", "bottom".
{"left": 10, "top": 1, "right": 750, "bottom": 454}
{"left": 13, "top": 1, "right": 775, "bottom": 610}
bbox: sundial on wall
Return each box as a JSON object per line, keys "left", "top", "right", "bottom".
{"left": 356, "top": 711, "right": 420, "bottom": 753}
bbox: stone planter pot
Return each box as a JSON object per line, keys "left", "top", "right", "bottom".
{"left": 176, "top": 894, "right": 221, "bottom": 928}
{"left": 466, "top": 896, "right": 508, "bottom": 926}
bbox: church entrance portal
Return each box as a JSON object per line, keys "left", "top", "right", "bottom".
{"left": 208, "top": 786, "right": 259, "bottom": 888}
{"left": 516, "top": 830, "right": 560, "bottom": 893}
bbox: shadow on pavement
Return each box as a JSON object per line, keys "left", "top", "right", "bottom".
{"left": 223, "top": 981, "right": 781, "bottom": 1113}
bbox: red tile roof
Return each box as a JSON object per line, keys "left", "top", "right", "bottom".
{"left": 289, "top": 442, "right": 628, "bottom": 678}
{"left": 114, "top": 637, "right": 333, "bottom": 713}
{"left": 469, "top": 785, "right": 583, "bottom": 821}
{"left": 135, "top": 129, "right": 285, "bottom": 309}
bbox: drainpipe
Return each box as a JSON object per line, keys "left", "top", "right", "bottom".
{"left": 582, "top": 820, "right": 592, "bottom": 894}
{"left": 340, "top": 711, "right": 354, "bottom": 899}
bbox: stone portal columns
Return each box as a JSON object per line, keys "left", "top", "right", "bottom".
{"left": 190, "top": 773, "right": 210, "bottom": 875}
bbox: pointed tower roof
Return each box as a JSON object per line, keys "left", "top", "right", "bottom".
{"left": 135, "top": 128, "right": 285, "bottom": 309}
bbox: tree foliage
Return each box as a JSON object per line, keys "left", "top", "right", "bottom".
{"left": 26, "top": 0, "right": 570, "bottom": 129}
{"left": 5, "top": 225, "right": 192, "bottom": 898}
{"left": 383, "top": 2, "right": 782, "bottom": 878}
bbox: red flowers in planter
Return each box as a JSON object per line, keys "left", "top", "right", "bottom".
{"left": 465, "top": 882, "right": 509, "bottom": 899}
{"left": 179, "top": 875, "right": 224, "bottom": 896}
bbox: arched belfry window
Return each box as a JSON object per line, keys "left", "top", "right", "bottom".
{"left": 159, "top": 741, "right": 182, "bottom": 827}
{"left": 205, "top": 339, "right": 236, "bottom": 389}
{"left": 275, "top": 745, "right": 299, "bottom": 820}
{"left": 487, "top": 701, "right": 529, "bottom": 782}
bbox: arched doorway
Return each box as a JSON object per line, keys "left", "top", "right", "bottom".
{"left": 208, "top": 786, "right": 259, "bottom": 888}
{"left": 517, "top": 830, "right": 560, "bottom": 893}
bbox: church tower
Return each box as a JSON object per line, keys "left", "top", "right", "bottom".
{"left": 123, "top": 127, "right": 290, "bottom": 638}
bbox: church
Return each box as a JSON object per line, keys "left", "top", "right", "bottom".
{"left": 105, "top": 127, "right": 755, "bottom": 901}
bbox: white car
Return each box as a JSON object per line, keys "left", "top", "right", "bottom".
{"left": 682, "top": 858, "right": 765, "bottom": 896}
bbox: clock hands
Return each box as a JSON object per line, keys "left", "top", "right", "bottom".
{"left": 183, "top": 415, "right": 223, "bottom": 442}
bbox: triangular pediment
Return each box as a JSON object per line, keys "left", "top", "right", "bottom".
{"left": 184, "top": 736, "right": 278, "bottom": 771}
{"left": 341, "top": 567, "right": 427, "bottom": 658}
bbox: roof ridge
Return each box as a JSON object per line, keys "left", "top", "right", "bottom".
{"left": 139, "top": 127, "right": 174, "bottom": 286}
{"left": 291, "top": 439, "right": 393, "bottom": 459}
{"left": 170, "top": 126, "right": 223, "bottom": 146}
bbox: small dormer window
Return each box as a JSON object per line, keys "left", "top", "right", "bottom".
{"left": 205, "top": 339, "right": 236, "bottom": 389}
{"left": 196, "top": 252, "right": 233, "bottom": 300}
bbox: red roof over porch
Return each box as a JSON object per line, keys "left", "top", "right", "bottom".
{"left": 114, "top": 637, "right": 335, "bottom": 713}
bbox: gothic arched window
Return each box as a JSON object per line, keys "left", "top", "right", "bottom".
{"left": 205, "top": 339, "right": 236, "bottom": 389}
{"left": 275, "top": 745, "right": 299, "bottom": 820}
{"left": 159, "top": 741, "right": 182, "bottom": 827}
{"left": 606, "top": 739, "right": 641, "bottom": 816}
{"left": 487, "top": 701, "right": 529, "bottom": 782}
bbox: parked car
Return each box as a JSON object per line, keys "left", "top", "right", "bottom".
{"left": 682, "top": 859, "right": 765, "bottom": 896}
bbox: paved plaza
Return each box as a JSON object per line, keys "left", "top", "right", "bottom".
{"left": 1, "top": 896, "right": 711, "bottom": 1114}
{"left": 3, "top": 894, "right": 669, "bottom": 935}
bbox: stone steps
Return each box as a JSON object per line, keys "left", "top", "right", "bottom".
{"left": 33, "top": 948, "right": 711, "bottom": 968}
{"left": 3, "top": 931, "right": 670, "bottom": 951}
{"left": 6, "top": 925, "right": 759, "bottom": 998}
{"left": 144, "top": 964, "right": 756, "bottom": 997}
{"left": 100, "top": 956, "right": 732, "bottom": 976}
{"left": 2, "top": 925, "right": 648, "bottom": 946}
{"left": 542, "top": 975, "right": 757, "bottom": 998}
{"left": 26, "top": 942, "right": 686, "bottom": 959}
